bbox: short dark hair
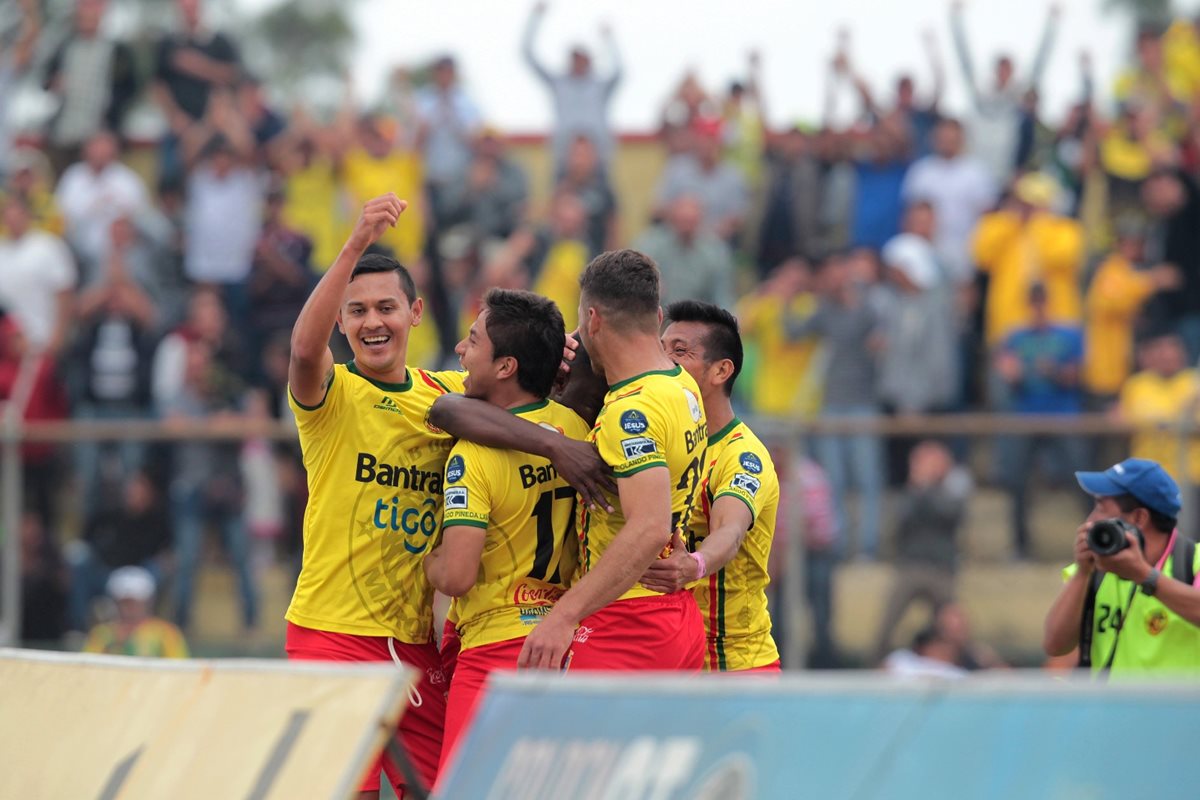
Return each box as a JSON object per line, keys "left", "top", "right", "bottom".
{"left": 579, "top": 249, "right": 661, "bottom": 331}
{"left": 1112, "top": 494, "right": 1177, "bottom": 535}
{"left": 350, "top": 253, "right": 418, "bottom": 305}
{"left": 483, "top": 288, "right": 565, "bottom": 398}
{"left": 665, "top": 300, "right": 743, "bottom": 396}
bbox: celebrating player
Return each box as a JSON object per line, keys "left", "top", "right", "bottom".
{"left": 641, "top": 301, "right": 782, "bottom": 672}
{"left": 518, "top": 249, "right": 709, "bottom": 671}
{"left": 423, "top": 288, "right": 590, "bottom": 773}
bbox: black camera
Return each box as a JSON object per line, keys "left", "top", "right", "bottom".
{"left": 1086, "top": 518, "right": 1144, "bottom": 556}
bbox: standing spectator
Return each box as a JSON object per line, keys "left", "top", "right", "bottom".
{"left": 1117, "top": 331, "right": 1200, "bottom": 487}
{"left": 873, "top": 441, "right": 971, "bottom": 660}
{"left": 0, "top": 195, "right": 77, "bottom": 357}
{"left": 19, "top": 511, "right": 68, "bottom": 643}
{"left": 437, "top": 127, "right": 529, "bottom": 251}
{"left": 180, "top": 98, "right": 263, "bottom": 321}
{"left": 247, "top": 180, "right": 314, "bottom": 349}
{"left": 156, "top": 337, "right": 257, "bottom": 632}
{"left": 721, "top": 52, "right": 768, "bottom": 188}
{"left": 277, "top": 119, "right": 344, "bottom": 271}
{"left": 41, "top": 0, "right": 139, "bottom": 173}
{"left": 972, "top": 173, "right": 1084, "bottom": 348}
{"left": 236, "top": 74, "right": 286, "bottom": 154}
{"left": 2, "top": 146, "right": 65, "bottom": 236}
{"left": 737, "top": 257, "right": 823, "bottom": 420}
{"left": 340, "top": 113, "right": 426, "bottom": 266}
{"left": 83, "top": 566, "right": 189, "bottom": 658}
{"left": 1082, "top": 223, "right": 1179, "bottom": 408}
{"left": 414, "top": 55, "right": 481, "bottom": 222}
{"left": 555, "top": 134, "right": 617, "bottom": 256}
{"left": 522, "top": 1, "right": 623, "bottom": 175}
{"left": 152, "top": 286, "right": 247, "bottom": 412}
{"left": 69, "top": 216, "right": 161, "bottom": 512}
{"left": 848, "top": 119, "right": 912, "bottom": 252}
{"left": 879, "top": 202, "right": 960, "bottom": 420}
{"left": 0, "top": 0, "right": 40, "bottom": 179}
{"left": 54, "top": 130, "right": 151, "bottom": 275}
{"left": 752, "top": 125, "right": 825, "bottom": 275}
{"left": 654, "top": 120, "right": 749, "bottom": 241}
{"left": 1141, "top": 169, "right": 1200, "bottom": 361}
{"left": 633, "top": 195, "right": 736, "bottom": 310}
{"left": 950, "top": 1, "right": 1060, "bottom": 184}
{"left": 994, "top": 284, "right": 1085, "bottom": 559}
{"left": 153, "top": 0, "right": 241, "bottom": 181}
{"left": 67, "top": 471, "right": 172, "bottom": 632}
{"left": 901, "top": 117, "right": 998, "bottom": 286}
{"left": 787, "top": 254, "right": 885, "bottom": 559}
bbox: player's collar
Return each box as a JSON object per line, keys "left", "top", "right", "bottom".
{"left": 346, "top": 361, "right": 413, "bottom": 393}
{"left": 606, "top": 364, "right": 682, "bottom": 392}
{"left": 708, "top": 417, "right": 742, "bottom": 445}
{"left": 508, "top": 398, "right": 550, "bottom": 416}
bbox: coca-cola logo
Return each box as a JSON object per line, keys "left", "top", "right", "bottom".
{"left": 513, "top": 584, "right": 564, "bottom": 605}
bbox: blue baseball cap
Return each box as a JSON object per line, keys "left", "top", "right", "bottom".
{"left": 1075, "top": 458, "right": 1182, "bottom": 518}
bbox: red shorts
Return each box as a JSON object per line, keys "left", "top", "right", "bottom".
{"left": 285, "top": 622, "right": 447, "bottom": 795}
{"left": 440, "top": 617, "right": 462, "bottom": 683}
{"left": 438, "top": 636, "right": 524, "bottom": 779}
{"left": 567, "top": 591, "right": 705, "bottom": 671}
{"left": 732, "top": 659, "right": 782, "bottom": 674}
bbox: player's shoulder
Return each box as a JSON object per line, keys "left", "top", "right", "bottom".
{"left": 413, "top": 368, "right": 466, "bottom": 396}
{"left": 713, "top": 420, "right": 777, "bottom": 486}
{"left": 539, "top": 399, "right": 591, "bottom": 440}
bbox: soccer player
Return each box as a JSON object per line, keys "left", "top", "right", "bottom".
{"left": 518, "top": 249, "right": 709, "bottom": 671}
{"left": 641, "top": 301, "right": 782, "bottom": 672}
{"left": 423, "top": 288, "right": 590, "bottom": 773}
{"left": 285, "top": 194, "right": 461, "bottom": 797}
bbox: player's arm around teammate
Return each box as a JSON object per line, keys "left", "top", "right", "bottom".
{"left": 289, "top": 193, "right": 407, "bottom": 404}
{"left": 641, "top": 500, "right": 751, "bottom": 595}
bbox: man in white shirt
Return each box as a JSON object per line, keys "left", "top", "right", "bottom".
{"left": 901, "top": 118, "right": 997, "bottom": 286}
{"left": 0, "top": 195, "right": 77, "bottom": 355}
{"left": 55, "top": 130, "right": 151, "bottom": 275}
{"left": 184, "top": 135, "right": 262, "bottom": 287}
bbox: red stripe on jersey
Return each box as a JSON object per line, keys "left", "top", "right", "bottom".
{"left": 613, "top": 387, "right": 643, "bottom": 400}
{"left": 417, "top": 369, "right": 449, "bottom": 394}
{"left": 707, "top": 573, "right": 720, "bottom": 670}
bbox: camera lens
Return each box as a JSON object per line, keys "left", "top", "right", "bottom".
{"left": 1087, "top": 519, "right": 1129, "bottom": 557}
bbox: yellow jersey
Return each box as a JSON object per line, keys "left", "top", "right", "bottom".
{"left": 286, "top": 362, "right": 465, "bottom": 642}
{"left": 441, "top": 399, "right": 590, "bottom": 650}
{"left": 686, "top": 418, "right": 780, "bottom": 671}
{"left": 1083, "top": 254, "right": 1156, "bottom": 397}
{"left": 83, "top": 618, "right": 189, "bottom": 658}
{"left": 341, "top": 147, "right": 426, "bottom": 264}
{"left": 737, "top": 291, "right": 823, "bottom": 419}
{"left": 531, "top": 239, "right": 589, "bottom": 332}
{"left": 1120, "top": 368, "right": 1200, "bottom": 483}
{"left": 582, "top": 365, "right": 708, "bottom": 602}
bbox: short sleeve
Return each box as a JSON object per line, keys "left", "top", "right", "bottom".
{"left": 711, "top": 447, "right": 770, "bottom": 523}
{"left": 288, "top": 365, "right": 343, "bottom": 429}
{"left": 595, "top": 395, "right": 668, "bottom": 478}
{"left": 442, "top": 443, "right": 494, "bottom": 530}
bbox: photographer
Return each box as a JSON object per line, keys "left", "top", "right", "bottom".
{"left": 1043, "top": 458, "right": 1200, "bottom": 675}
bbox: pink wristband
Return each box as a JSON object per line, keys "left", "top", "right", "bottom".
{"left": 690, "top": 551, "right": 707, "bottom": 580}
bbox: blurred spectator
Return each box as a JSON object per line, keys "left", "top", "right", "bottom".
{"left": 1099, "top": 103, "right": 1175, "bottom": 224}
{"left": 438, "top": 128, "right": 529, "bottom": 250}
{"left": 67, "top": 471, "right": 172, "bottom": 632}
{"left": 2, "top": 146, "right": 65, "bottom": 236}
{"left": 794, "top": 451, "right": 841, "bottom": 668}
{"left": 882, "top": 626, "right": 967, "bottom": 679}
{"left": 1141, "top": 169, "right": 1200, "bottom": 360}
{"left": 936, "top": 603, "right": 1006, "bottom": 671}
{"left": 156, "top": 337, "right": 257, "bottom": 631}
{"left": 41, "top": 0, "right": 138, "bottom": 173}
{"left": 737, "top": 257, "right": 823, "bottom": 420}
{"left": 633, "top": 195, "right": 736, "bottom": 310}
{"left": 341, "top": 113, "right": 426, "bottom": 266}
{"left": 1113, "top": 24, "right": 1189, "bottom": 141}
{"left": 236, "top": 74, "right": 285, "bottom": 153}
{"left": 787, "top": 254, "right": 885, "bottom": 559}
{"left": 879, "top": 202, "right": 960, "bottom": 416}
{"left": 752, "top": 125, "right": 824, "bottom": 275}
{"left": 950, "top": 2, "right": 1060, "bottom": 184}
{"left": 721, "top": 52, "right": 768, "bottom": 188}
{"left": 54, "top": 130, "right": 151, "bottom": 274}
{"left": 19, "top": 510, "right": 68, "bottom": 643}
{"left": 0, "top": 0, "right": 40, "bottom": 178}
{"left": 654, "top": 121, "right": 749, "bottom": 240}
{"left": 0, "top": 194, "right": 77, "bottom": 356}
{"left": 901, "top": 117, "right": 997, "bottom": 286}
{"left": 847, "top": 119, "right": 912, "bottom": 251}
{"left": 1117, "top": 330, "right": 1200, "bottom": 486}
{"left": 277, "top": 120, "right": 344, "bottom": 272}
{"left": 248, "top": 180, "right": 314, "bottom": 347}
{"left": 0, "top": 310, "right": 69, "bottom": 529}
{"left": 661, "top": 70, "right": 716, "bottom": 132}
{"left": 994, "top": 284, "right": 1085, "bottom": 558}
{"left": 973, "top": 173, "right": 1084, "bottom": 349}
{"left": 523, "top": 1, "right": 622, "bottom": 175}
{"left": 556, "top": 134, "right": 617, "bottom": 255}
{"left": 873, "top": 441, "right": 971, "bottom": 660}
{"left": 241, "top": 389, "right": 285, "bottom": 572}
{"left": 152, "top": 285, "right": 247, "bottom": 411}
{"left": 415, "top": 55, "right": 481, "bottom": 220}
{"left": 83, "top": 566, "right": 189, "bottom": 658}
{"left": 154, "top": 0, "right": 242, "bottom": 181}
{"left": 1082, "top": 221, "right": 1179, "bottom": 408}
{"left": 181, "top": 98, "right": 262, "bottom": 319}
{"left": 69, "top": 216, "right": 161, "bottom": 512}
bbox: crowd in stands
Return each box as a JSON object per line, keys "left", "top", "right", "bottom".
{"left": 5, "top": 0, "right": 1200, "bottom": 667}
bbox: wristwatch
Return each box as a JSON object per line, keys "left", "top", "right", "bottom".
{"left": 1140, "top": 567, "right": 1161, "bottom": 597}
